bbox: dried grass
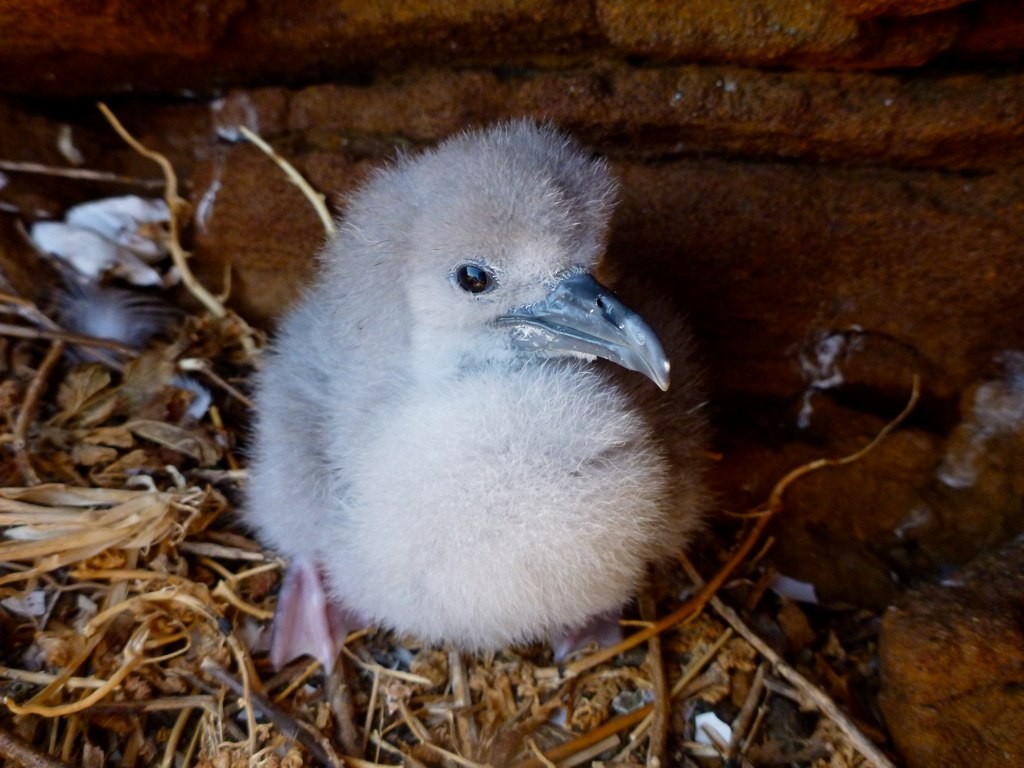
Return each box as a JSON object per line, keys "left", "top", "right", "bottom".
{"left": 0, "top": 107, "right": 909, "bottom": 768}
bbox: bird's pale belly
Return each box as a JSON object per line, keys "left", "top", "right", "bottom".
{"left": 322, "top": 367, "right": 672, "bottom": 648}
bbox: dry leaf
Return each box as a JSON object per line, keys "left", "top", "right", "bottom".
{"left": 90, "top": 447, "right": 158, "bottom": 486}
{"left": 121, "top": 351, "right": 177, "bottom": 407}
{"left": 53, "top": 364, "right": 112, "bottom": 425}
{"left": 81, "top": 425, "right": 135, "bottom": 448}
{"left": 71, "top": 443, "right": 118, "bottom": 467}
{"left": 126, "top": 419, "right": 222, "bottom": 465}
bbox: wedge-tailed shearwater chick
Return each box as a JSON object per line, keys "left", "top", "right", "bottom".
{"left": 245, "top": 121, "right": 708, "bottom": 670}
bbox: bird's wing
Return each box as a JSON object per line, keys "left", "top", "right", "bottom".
{"left": 245, "top": 298, "right": 344, "bottom": 558}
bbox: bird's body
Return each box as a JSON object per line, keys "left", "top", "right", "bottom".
{"left": 245, "top": 121, "right": 707, "bottom": 668}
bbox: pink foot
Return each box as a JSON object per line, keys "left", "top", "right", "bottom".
{"left": 270, "top": 556, "right": 365, "bottom": 672}
{"left": 551, "top": 610, "right": 624, "bottom": 662}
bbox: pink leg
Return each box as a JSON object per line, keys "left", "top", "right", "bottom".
{"left": 551, "top": 610, "right": 624, "bottom": 663}
{"left": 270, "top": 556, "right": 363, "bottom": 672}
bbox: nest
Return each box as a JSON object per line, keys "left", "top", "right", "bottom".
{"left": 0, "top": 106, "right": 908, "bottom": 768}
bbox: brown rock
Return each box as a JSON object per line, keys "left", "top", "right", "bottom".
{"left": 952, "top": 0, "right": 1024, "bottom": 59}
{"left": 596, "top": 0, "right": 964, "bottom": 68}
{"left": 0, "top": 219, "right": 58, "bottom": 301}
{"left": 0, "top": 0, "right": 1020, "bottom": 96}
{"left": 716, "top": 414, "right": 940, "bottom": 609}
{"left": 0, "top": 0, "right": 597, "bottom": 96}
{"left": 598, "top": 0, "right": 860, "bottom": 62}
{"left": 283, "top": 65, "right": 1024, "bottom": 171}
{"left": 610, "top": 160, "right": 1024, "bottom": 402}
{"left": 836, "top": 0, "right": 970, "bottom": 18}
{"left": 0, "top": 0, "right": 246, "bottom": 57}
{"left": 189, "top": 144, "right": 333, "bottom": 324}
{"left": 879, "top": 536, "right": 1024, "bottom": 767}
{"left": 925, "top": 353, "right": 1024, "bottom": 564}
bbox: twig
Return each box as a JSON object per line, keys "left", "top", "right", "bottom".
{"left": 340, "top": 645, "right": 435, "bottom": 685}
{"left": 397, "top": 699, "right": 433, "bottom": 746}
{"left": 236, "top": 126, "right": 336, "bottom": 238}
{"left": 680, "top": 556, "right": 897, "bottom": 768}
{"left": 177, "top": 357, "right": 254, "bottom": 408}
{"left": 744, "top": 701, "right": 770, "bottom": 760}
{"left": 159, "top": 706, "right": 194, "bottom": 768}
{"left": 515, "top": 704, "right": 652, "bottom": 768}
{"left": 0, "top": 322, "right": 135, "bottom": 358}
{"left": 407, "top": 740, "right": 491, "bottom": 768}
{"left": 0, "top": 159, "right": 163, "bottom": 187}
{"left": 78, "top": 696, "right": 217, "bottom": 716}
{"left": 327, "top": 652, "right": 363, "bottom": 758}
{"left": 5, "top": 625, "right": 148, "bottom": 717}
{"left": 368, "top": 730, "right": 430, "bottom": 768}
{"left": 224, "top": 637, "right": 260, "bottom": 759}
{"left": 59, "top": 715, "right": 80, "bottom": 765}
{"left": 200, "top": 658, "right": 341, "bottom": 767}
{"left": 640, "top": 592, "right": 668, "bottom": 768}
{"left": 699, "top": 715, "right": 731, "bottom": 759}
{"left": 270, "top": 659, "right": 321, "bottom": 704}
{"left": 527, "top": 739, "right": 557, "bottom": 768}
{"left": 559, "top": 735, "right": 622, "bottom": 768}
{"left": 361, "top": 667, "right": 381, "bottom": 756}
{"left": 178, "top": 541, "right": 265, "bottom": 561}
{"left": 448, "top": 650, "right": 478, "bottom": 755}
{"left": 211, "top": 580, "right": 274, "bottom": 620}
{"left": 0, "top": 727, "right": 72, "bottom": 768}
{"left": 12, "top": 340, "right": 65, "bottom": 485}
{"left": 729, "top": 662, "right": 767, "bottom": 758}
{"left": 0, "top": 667, "right": 104, "bottom": 690}
{"left": 95, "top": 105, "right": 211, "bottom": 310}
{"left": 671, "top": 628, "right": 733, "bottom": 699}
{"left": 0, "top": 292, "right": 62, "bottom": 327}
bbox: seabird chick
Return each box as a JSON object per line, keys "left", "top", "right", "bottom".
{"left": 245, "top": 120, "right": 708, "bottom": 670}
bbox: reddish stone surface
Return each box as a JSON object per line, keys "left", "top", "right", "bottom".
{"left": 716, "top": 418, "right": 942, "bottom": 608}
{"left": 953, "top": 0, "right": 1024, "bottom": 59}
{"left": 879, "top": 536, "right": 1024, "bottom": 767}
{"left": 279, "top": 65, "right": 1024, "bottom": 171}
{"left": 835, "top": 0, "right": 969, "bottom": 18}
{"left": 0, "top": 0, "right": 246, "bottom": 57}
{"left": 0, "top": 0, "right": 1021, "bottom": 95}
{"left": 0, "top": 0, "right": 598, "bottom": 96}
{"left": 597, "top": 0, "right": 963, "bottom": 68}
{"left": 188, "top": 145, "right": 326, "bottom": 323}
{"left": 609, "top": 159, "right": 1024, "bottom": 402}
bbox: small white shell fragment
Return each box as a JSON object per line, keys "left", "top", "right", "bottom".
{"left": 694, "top": 711, "right": 732, "bottom": 747}
{"left": 57, "top": 124, "right": 85, "bottom": 166}
{"left": 65, "top": 195, "right": 169, "bottom": 261}
{"left": 30, "top": 220, "right": 163, "bottom": 286}
{"left": 769, "top": 573, "right": 820, "bottom": 605}
{"left": 1, "top": 590, "right": 47, "bottom": 618}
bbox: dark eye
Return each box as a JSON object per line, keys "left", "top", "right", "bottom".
{"left": 455, "top": 264, "right": 492, "bottom": 294}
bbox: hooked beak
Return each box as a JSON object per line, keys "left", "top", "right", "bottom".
{"left": 497, "top": 273, "right": 671, "bottom": 391}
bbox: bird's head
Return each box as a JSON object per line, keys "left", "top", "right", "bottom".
{"left": 344, "top": 120, "right": 671, "bottom": 390}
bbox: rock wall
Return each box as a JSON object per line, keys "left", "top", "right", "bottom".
{"left": 1, "top": 0, "right": 1022, "bottom": 95}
